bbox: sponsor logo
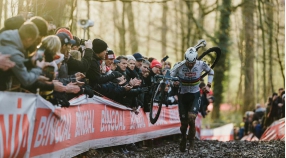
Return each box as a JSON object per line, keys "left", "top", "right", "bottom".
{"left": 100, "top": 106, "right": 126, "bottom": 132}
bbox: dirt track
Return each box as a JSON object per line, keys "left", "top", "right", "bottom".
{"left": 75, "top": 138, "right": 285, "bottom": 158}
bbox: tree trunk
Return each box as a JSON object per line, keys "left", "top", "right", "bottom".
{"left": 69, "top": 0, "right": 77, "bottom": 32}
{"left": 114, "top": 2, "right": 126, "bottom": 55}
{"left": 242, "top": 0, "right": 255, "bottom": 112}
{"left": 174, "top": 0, "right": 179, "bottom": 61}
{"left": 0, "top": 0, "right": 3, "bottom": 27}
{"left": 258, "top": 0, "right": 267, "bottom": 102}
{"left": 211, "top": 0, "right": 231, "bottom": 120}
{"left": 34, "top": 0, "right": 67, "bottom": 27}
{"left": 18, "top": 0, "right": 24, "bottom": 14}
{"left": 86, "top": 0, "right": 90, "bottom": 39}
{"left": 146, "top": 4, "right": 152, "bottom": 57}
{"left": 126, "top": 2, "right": 138, "bottom": 53}
{"left": 185, "top": 1, "right": 193, "bottom": 49}
{"left": 161, "top": 2, "right": 168, "bottom": 58}
{"left": 4, "top": 0, "right": 7, "bottom": 20}
{"left": 266, "top": 0, "right": 274, "bottom": 93}
{"left": 274, "top": 0, "right": 285, "bottom": 86}
{"left": 179, "top": 0, "right": 186, "bottom": 60}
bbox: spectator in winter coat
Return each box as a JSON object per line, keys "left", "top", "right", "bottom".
{"left": 86, "top": 38, "right": 122, "bottom": 88}
{"left": 0, "top": 54, "right": 15, "bottom": 71}
{"left": 0, "top": 22, "right": 47, "bottom": 91}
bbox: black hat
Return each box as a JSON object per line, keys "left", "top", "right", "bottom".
{"left": 133, "top": 52, "right": 144, "bottom": 61}
{"left": 92, "top": 38, "right": 108, "bottom": 54}
{"left": 56, "top": 33, "right": 76, "bottom": 45}
{"left": 0, "top": 15, "right": 25, "bottom": 33}
{"left": 29, "top": 16, "right": 48, "bottom": 36}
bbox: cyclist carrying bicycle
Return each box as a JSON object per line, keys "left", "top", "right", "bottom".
{"left": 171, "top": 46, "right": 214, "bottom": 152}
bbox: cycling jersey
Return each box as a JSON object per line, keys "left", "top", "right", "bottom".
{"left": 171, "top": 60, "right": 214, "bottom": 94}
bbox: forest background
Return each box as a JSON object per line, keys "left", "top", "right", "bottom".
{"left": 0, "top": 0, "right": 284, "bottom": 126}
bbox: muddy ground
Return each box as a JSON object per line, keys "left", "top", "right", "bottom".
{"left": 74, "top": 136, "right": 285, "bottom": 158}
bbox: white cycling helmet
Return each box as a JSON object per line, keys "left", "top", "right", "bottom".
{"left": 184, "top": 47, "right": 197, "bottom": 63}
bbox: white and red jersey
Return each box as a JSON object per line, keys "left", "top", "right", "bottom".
{"left": 171, "top": 60, "right": 214, "bottom": 94}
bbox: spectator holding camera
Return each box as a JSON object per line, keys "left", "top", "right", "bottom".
{"left": 55, "top": 29, "right": 93, "bottom": 76}
{"left": 0, "top": 22, "right": 48, "bottom": 91}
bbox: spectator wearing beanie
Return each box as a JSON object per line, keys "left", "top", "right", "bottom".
{"left": 105, "top": 48, "right": 116, "bottom": 66}
{"left": 86, "top": 39, "right": 122, "bottom": 88}
{"left": 55, "top": 31, "right": 93, "bottom": 76}
{"left": 27, "top": 16, "right": 49, "bottom": 53}
{"left": 0, "top": 15, "right": 25, "bottom": 34}
{"left": 150, "top": 59, "right": 162, "bottom": 75}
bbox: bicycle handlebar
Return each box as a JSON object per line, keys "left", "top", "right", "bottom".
{"left": 154, "top": 74, "right": 179, "bottom": 82}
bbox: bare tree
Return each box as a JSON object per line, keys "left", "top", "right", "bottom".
{"left": 113, "top": 1, "right": 126, "bottom": 55}
{"left": 69, "top": 0, "right": 77, "bottom": 32}
{"left": 161, "top": 1, "right": 168, "bottom": 58}
{"left": 211, "top": 0, "right": 231, "bottom": 120}
{"left": 126, "top": 2, "right": 138, "bottom": 53}
{"left": 17, "top": 0, "right": 23, "bottom": 14}
{"left": 242, "top": 0, "right": 255, "bottom": 112}
{"left": 257, "top": 0, "right": 267, "bottom": 102}
{"left": 0, "top": 0, "right": 3, "bottom": 27}
{"left": 266, "top": 0, "right": 274, "bottom": 93}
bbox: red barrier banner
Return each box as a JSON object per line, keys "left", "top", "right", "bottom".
{"left": 0, "top": 92, "right": 37, "bottom": 158}
{"left": 200, "top": 123, "right": 234, "bottom": 141}
{"left": 260, "top": 118, "right": 285, "bottom": 141}
{"left": 0, "top": 92, "right": 203, "bottom": 158}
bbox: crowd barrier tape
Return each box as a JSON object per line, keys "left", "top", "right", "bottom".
{"left": 260, "top": 117, "right": 285, "bottom": 141}
{"left": 0, "top": 92, "right": 202, "bottom": 158}
{"left": 200, "top": 123, "right": 234, "bottom": 141}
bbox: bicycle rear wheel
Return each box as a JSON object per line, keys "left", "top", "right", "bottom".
{"left": 149, "top": 82, "right": 166, "bottom": 124}
{"left": 197, "top": 47, "right": 221, "bottom": 79}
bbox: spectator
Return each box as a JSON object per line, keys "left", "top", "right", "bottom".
{"left": 133, "top": 52, "right": 144, "bottom": 75}
{"left": 269, "top": 88, "right": 284, "bottom": 121}
{"left": 27, "top": 16, "right": 49, "bottom": 53}
{"left": 0, "top": 54, "right": 15, "bottom": 71}
{"left": 238, "top": 122, "right": 245, "bottom": 139}
{"left": 0, "top": 22, "right": 47, "bottom": 91}
{"left": 150, "top": 59, "right": 162, "bottom": 75}
{"left": 163, "top": 61, "right": 172, "bottom": 69}
{"left": 55, "top": 29, "right": 93, "bottom": 75}
{"left": 253, "top": 103, "right": 265, "bottom": 123}
{"left": 252, "top": 120, "right": 263, "bottom": 139}
{"left": 0, "top": 15, "right": 25, "bottom": 34}
{"left": 101, "top": 49, "right": 116, "bottom": 75}
{"left": 126, "top": 55, "right": 139, "bottom": 80}
{"left": 86, "top": 38, "right": 122, "bottom": 88}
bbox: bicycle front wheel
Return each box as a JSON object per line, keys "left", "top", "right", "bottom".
{"left": 149, "top": 82, "right": 166, "bottom": 124}
{"left": 197, "top": 47, "right": 221, "bottom": 79}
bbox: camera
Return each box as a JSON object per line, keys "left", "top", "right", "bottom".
{"left": 35, "top": 47, "right": 45, "bottom": 62}
{"left": 162, "top": 55, "right": 169, "bottom": 62}
{"left": 77, "top": 19, "right": 94, "bottom": 29}
{"left": 80, "top": 39, "right": 87, "bottom": 46}
{"left": 42, "top": 65, "right": 55, "bottom": 81}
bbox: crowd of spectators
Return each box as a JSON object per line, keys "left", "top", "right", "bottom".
{"left": 236, "top": 88, "right": 285, "bottom": 140}
{"left": 0, "top": 14, "right": 201, "bottom": 113}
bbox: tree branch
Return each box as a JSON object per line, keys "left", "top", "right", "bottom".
{"left": 189, "top": 13, "right": 218, "bottom": 44}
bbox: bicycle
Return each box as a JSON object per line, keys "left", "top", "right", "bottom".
{"left": 149, "top": 69, "right": 179, "bottom": 124}
{"left": 149, "top": 39, "right": 221, "bottom": 124}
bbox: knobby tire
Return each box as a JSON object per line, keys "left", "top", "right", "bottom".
{"left": 149, "top": 82, "right": 166, "bottom": 124}
{"left": 197, "top": 47, "right": 221, "bottom": 79}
